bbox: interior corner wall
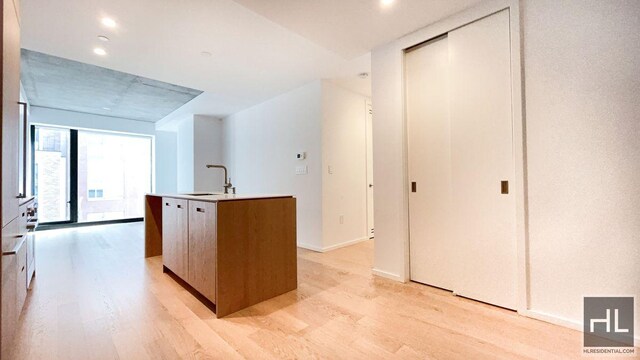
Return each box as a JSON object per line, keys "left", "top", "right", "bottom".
{"left": 371, "top": 0, "right": 640, "bottom": 338}
{"left": 223, "top": 81, "right": 323, "bottom": 249}
{"left": 321, "top": 80, "right": 369, "bottom": 250}
{"left": 522, "top": 0, "right": 639, "bottom": 337}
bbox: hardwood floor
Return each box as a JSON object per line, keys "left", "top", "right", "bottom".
{"left": 8, "top": 223, "right": 618, "bottom": 359}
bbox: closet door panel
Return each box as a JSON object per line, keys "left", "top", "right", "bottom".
{"left": 449, "top": 9, "right": 517, "bottom": 309}
{"left": 406, "top": 36, "right": 456, "bottom": 290}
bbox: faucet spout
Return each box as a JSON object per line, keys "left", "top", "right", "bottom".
{"left": 206, "top": 165, "right": 233, "bottom": 194}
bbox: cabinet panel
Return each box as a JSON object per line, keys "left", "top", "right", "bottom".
{"left": 18, "top": 203, "right": 27, "bottom": 234}
{"left": 26, "top": 232, "right": 35, "bottom": 288}
{"left": 216, "top": 198, "right": 297, "bottom": 317}
{"left": 1, "top": 218, "right": 19, "bottom": 359}
{"left": 2, "top": 0, "right": 21, "bottom": 227}
{"left": 15, "top": 236, "right": 26, "bottom": 313}
{"left": 162, "top": 198, "right": 188, "bottom": 280}
{"left": 188, "top": 201, "right": 216, "bottom": 303}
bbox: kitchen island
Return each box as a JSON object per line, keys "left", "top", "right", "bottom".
{"left": 144, "top": 193, "right": 297, "bottom": 317}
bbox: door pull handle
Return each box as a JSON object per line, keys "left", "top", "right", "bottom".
{"left": 501, "top": 180, "right": 509, "bottom": 194}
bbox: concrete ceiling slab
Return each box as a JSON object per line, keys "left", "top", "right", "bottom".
{"left": 21, "top": 49, "right": 203, "bottom": 122}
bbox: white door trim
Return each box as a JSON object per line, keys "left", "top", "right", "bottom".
{"left": 365, "top": 100, "right": 375, "bottom": 239}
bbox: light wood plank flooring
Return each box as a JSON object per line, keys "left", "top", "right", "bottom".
{"left": 9, "top": 223, "right": 614, "bottom": 359}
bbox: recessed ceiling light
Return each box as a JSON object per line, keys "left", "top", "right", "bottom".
{"left": 200, "top": 51, "right": 212, "bottom": 57}
{"left": 101, "top": 17, "right": 117, "bottom": 28}
{"left": 380, "top": 0, "right": 395, "bottom": 7}
{"left": 93, "top": 47, "right": 107, "bottom": 56}
{"left": 98, "top": 35, "right": 110, "bottom": 42}
{"left": 103, "top": 107, "right": 111, "bottom": 111}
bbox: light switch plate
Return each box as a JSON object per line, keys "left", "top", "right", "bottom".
{"left": 295, "top": 165, "right": 308, "bottom": 175}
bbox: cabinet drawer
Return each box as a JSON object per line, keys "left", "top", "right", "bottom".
{"left": 1, "top": 248, "right": 18, "bottom": 359}
{"left": 18, "top": 203, "right": 28, "bottom": 235}
{"left": 15, "top": 237, "right": 27, "bottom": 313}
{"left": 26, "top": 233, "right": 35, "bottom": 288}
{"left": 1, "top": 221, "right": 26, "bottom": 359}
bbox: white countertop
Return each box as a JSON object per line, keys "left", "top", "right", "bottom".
{"left": 147, "top": 192, "right": 293, "bottom": 202}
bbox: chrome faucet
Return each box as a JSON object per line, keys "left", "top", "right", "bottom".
{"left": 206, "top": 165, "right": 235, "bottom": 194}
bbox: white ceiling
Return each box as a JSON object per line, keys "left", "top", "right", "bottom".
{"left": 233, "top": 0, "right": 483, "bottom": 59}
{"left": 21, "top": 0, "right": 480, "bottom": 125}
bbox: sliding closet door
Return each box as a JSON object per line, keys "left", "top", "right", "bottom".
{"left": 449, "top": 10, "right": 516, "bottom": 309}
{"left": 406, "top": 36, "right": 456, "bottom": 290}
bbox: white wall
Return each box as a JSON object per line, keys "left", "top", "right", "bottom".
{"left": 176, "top": 115, "right": 224, "bottom": 192}
{"left": 371, "top": 0, "right": 639, "bottom": 339}
{"left": 223, "top": 80, "right": 370, "bottom": 251}
{"left": 155, "top": 131, "right": 177, "bottom": 193}
{"left": 522, "top": 0, "right": 640, "bottom": 335}
{"left": 193, "top": 115, "right": 225, "bottom": 192}
{"left": 30, "top": 106, "right": 155, "bottom": 135}
{"left": 321, "top": 81, "right": 369, "bottom": 250}
{"left": 29, "top": 106, "right": 170, "bottom": 194}
{"left": 224, "top": 81, "right": 324, "bottom": 249}
{"left": 176, "top": 119, "right": 195, "bottom": 192}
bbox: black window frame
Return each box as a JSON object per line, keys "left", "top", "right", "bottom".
{"left": 32, "top": 125, "right": 144, "bottom": 231}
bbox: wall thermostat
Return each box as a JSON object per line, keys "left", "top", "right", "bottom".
{"left": 296, "top": 152, "right": 306, "bottom": 160}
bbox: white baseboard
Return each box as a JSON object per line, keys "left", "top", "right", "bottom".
{"left": 297, "top": 242, "right": 324, "bottom": 252}
{"left": 519, "top": 309, "right": 582, "bottom": 331}
{"left": 520, "top": 309, "right": 640, "bottom": 347}
{"left": 372, "top": 268, "right": 405, "bottom": 282}
{"left": 297, "top": 237, "right": 370, "bottom": 253}
{"left": 322, "top": 237, "right": 369, "bottom": 252}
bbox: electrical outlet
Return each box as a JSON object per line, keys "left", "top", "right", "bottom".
{"left": 328, "top": 165, "right": 333, "bottom": 174}
{"left": 339, "top": 215, "right": 344, "bottom": 224}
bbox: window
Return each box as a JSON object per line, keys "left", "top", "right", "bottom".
{"left": 33, "top": 127, "right": 71, "bottom": 222}
{"left": 88, "top": 189, "right": 104, "bottom": 199}
{"left": 33, "top": 125, "right": 152, "bottom": 226}
{"left": 77, "top": 131, "right": 151, "bottom": 222}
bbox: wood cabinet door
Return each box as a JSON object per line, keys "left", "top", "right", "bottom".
{"left": 162, "top": 198, "right": 188, "bottom": 280}
{"left": 188, "top": 201, "right": 216, "bottom": 303}
{"left": 2, "top": 0, "right": 22, "bottom": 227}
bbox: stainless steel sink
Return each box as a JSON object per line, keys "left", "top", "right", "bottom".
{"left": 181, "top": 193, "right": 221, "bottom": 196}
